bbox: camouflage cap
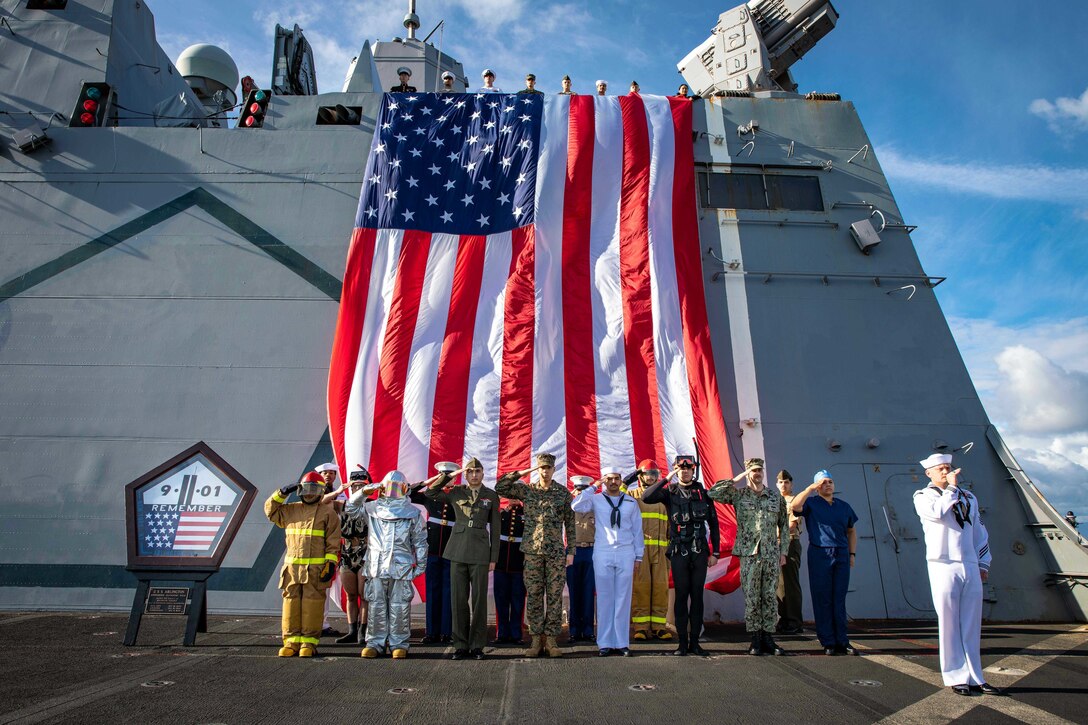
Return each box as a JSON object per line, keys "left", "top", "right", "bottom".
{"left": 535, "top": 452, "right": 556, "bottom": 466}
{"left": 744, "top": 457, "right": 765, "bottom": 471}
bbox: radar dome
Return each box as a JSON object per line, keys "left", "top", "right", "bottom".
{"left": 176, "top": 43, "right": 239, "bottom": 103}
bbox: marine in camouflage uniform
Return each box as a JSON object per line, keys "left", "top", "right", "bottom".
{"left": 708, "top": 458, "right": 789, "bottom": 656}
{"left": 496, "top": 452, "right": 575, "bottom": 658}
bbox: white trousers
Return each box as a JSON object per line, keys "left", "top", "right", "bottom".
{"left": 927, "top": 560, "right": 985, "bottom": 686}
{"left": 593, "top": 550, "right": 635, "bottom": 649}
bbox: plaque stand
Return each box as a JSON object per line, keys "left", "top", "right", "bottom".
{"left": 123, "top": 566, "right": 216, "bottom": 646}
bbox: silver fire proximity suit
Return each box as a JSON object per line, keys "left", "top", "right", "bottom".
{"left": 346, "top": 490, "right": 428, "bottom": 652}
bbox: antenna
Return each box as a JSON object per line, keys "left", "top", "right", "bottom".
{"left": 403, "top": 0, "right": 420, "bottom": 40}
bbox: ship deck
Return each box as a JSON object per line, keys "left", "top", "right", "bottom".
{"left": 1, "top": 613, "right": 1084, "bottom": 724}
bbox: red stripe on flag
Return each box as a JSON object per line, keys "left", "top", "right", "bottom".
{"left": 561, "top": 95, "right": 600, "bottom": 477}
{"left": 668, "top": 98, "right": 734, "bottom": 485}
{"left": 618, "top": 95, "right": 667, "bottom": 466}
{"left": 427, "top": 235, "right": 487, "bottom": 470}
{"left": 327, "top": 227, "right": 377, "bottom": 474}
{"left": 497, "top": 226, "right": 535, "bottom": 474}
{"left": 368, "top": 230, "right": 432, "bottom": 478}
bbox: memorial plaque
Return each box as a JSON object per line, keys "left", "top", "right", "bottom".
{"left": 145, "top": 586, "right": 191, "bottom": 615}
{"left": 125, "top": 442, "right": 258, "bottom": 569}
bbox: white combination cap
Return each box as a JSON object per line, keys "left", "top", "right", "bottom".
{"left": 442, "top": 71, "right": 454, "bottom": 80}
{"left": 920, "top": 453, "right": 953, "bottom": 470}
{"left": 397, "top": 66, "right": 411, "bottom": 76}
{"left": 482, "top": 68, "right": 495, "bottom": 77}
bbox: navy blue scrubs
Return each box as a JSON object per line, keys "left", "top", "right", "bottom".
{"left": 800, "top": 496, "right": 858, "bottom": 648}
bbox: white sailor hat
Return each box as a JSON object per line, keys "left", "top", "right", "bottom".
{"left": 600, "top": 465, "right": 623, "bottom": 476}
{"left": 482, "top": 68, "right": 495, "bottom": 77}
{"left": 441, "top": 70, "right": 454, "bottom": 80}
{"left": 920, "top": 453, "right": 953, "bottom": 470}
{"left": 595, "top": 79, "right": 606, "bottom": 86}
{"left": 397, "top": 66, "right": 411, "bottom": 77}
{"left": 315, "top": 462, "right": 339, "bottom": 473}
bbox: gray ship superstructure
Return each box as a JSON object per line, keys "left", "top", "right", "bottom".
{"left": 0, "top": 0, "right": 1084, "bottom": 623}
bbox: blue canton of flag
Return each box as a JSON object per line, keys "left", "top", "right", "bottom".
{"left": 136, "top": 501, "right": 180, "bottom": 553}
{"left": 355, "top": 92, "right": 543, "bottom": 235}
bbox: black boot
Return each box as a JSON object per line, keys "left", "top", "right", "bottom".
{"left": 336, "top": 623, "right": 359, "bottom": 644}
{"left": 762, "top": 632, "right": 785, "bottom": 656}
{"left": 747, "top": 634, "right": 762, "bottom": 656}
{"left": 357, "top": 621, "right": 367, "bottom": 644}
{"left": 672, "top": 638, "right": 689, "bottom": 656}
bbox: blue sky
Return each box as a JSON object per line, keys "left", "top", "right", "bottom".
{"left": 148, "top": 0, "right": 1088, "bottom": 521}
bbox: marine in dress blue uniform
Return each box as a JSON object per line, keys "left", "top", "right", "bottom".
{"left": 791, "top": 470, "right": 859, "bottom": 655}
{"left": 494, "top": 498, "right": 526, "bottom": 643}
{"left": 409, "top": 478, "right": 455, "bottom": 643}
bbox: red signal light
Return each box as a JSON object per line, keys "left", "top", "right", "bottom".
{"left": 249, "top": 102, "right": 261, "bottom": 115}
{"left": 244, "top": 116, "right": 257, "bottom": 127}
{"left": 83, "top": 99, "right": 98, "bottom": 112}
{"left": 80, "top": 112, "right": 95, "bottom": 124}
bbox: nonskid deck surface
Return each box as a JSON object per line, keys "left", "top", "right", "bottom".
{"left": 0, "top": 613, "right": 1083, "bottom": 724}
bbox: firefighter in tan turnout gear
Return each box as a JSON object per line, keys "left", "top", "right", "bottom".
{"left": 626, "top": 459, "right": 672, "bottom": 641}
{"left": 265, "top": 471, "right": 341, "bottom": 657}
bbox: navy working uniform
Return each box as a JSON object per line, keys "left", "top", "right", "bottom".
{"left": 494, "top": 499, "right": 526, "bottom": 643}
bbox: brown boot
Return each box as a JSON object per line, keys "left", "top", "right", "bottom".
{"left": 545, "top": 635, "right": 564, "bottom": 658}
{"left": 523, "top": 635, "right": 543, "bottom": 658}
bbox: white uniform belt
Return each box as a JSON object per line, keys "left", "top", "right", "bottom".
{"left": 429, "top": 518, "right": 454, "bottom": 527}
{"left": 500, "top": 535, "right": 522, "bottom": 542}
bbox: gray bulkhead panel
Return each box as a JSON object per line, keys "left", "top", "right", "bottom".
{"left": 693, "top": 95, "right": 1085, "bottom": 621}
{"left": 0, "top": 97, "right": 379, "bottom": 613}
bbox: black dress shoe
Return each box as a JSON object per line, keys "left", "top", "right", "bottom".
{"left": 974, "top": 683, "right": 1003, "bottom": 695}
{"left": 672, "top": 646, "right": 688, "bottom": 656}
{"left": 598, "top": 648, "right": 612, "bottom": 657}
{"left": 951, "top": 684, "right": 973, "bottom": 696}
{"left": 688, "top": 643, "right": 708, "bottom": 656}
{"left": 842, "top": 644, "right": 859, "bottom": 656}
{"left": 321, "top": 626, "right": 342, "bottom": 637}
{"left": 471, "top": 648, "right": 485, "bottom": 660}
{"left": 568, "top": 635, "right": 581, "bottom": 644}
{"left": 618, "top": 647, "right": 631, "bottom": 657}
{"left": 421, "top": 634, "right": 439, "bottom": 644}
{"left": 441, "top": 635, "right": 453, "bottom": 643}
{"left": 450, "top": 649, "right": 468, "bottom": 660}
{"left": 748, "top": 636, "right": 762, "bottom": 656}
{"left": 824, "top": 647, "right": 839, "bottom": 656}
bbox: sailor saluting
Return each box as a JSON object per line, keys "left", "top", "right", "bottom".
{"left": 914, "top": 454, "right": 1002, "bottom": 697}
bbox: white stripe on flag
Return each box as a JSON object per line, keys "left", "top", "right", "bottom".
{"left": 176, "top": 526, "right": 221, "bottom": 532}
{"left": 398, "top": 233, "right": 458, "bottom": 481}
{"left": 590, "top": 95, "right": 636, "bottom": 472}
{"left": 344, "top": 229, "right": 403, "bottom": 473}
{"left": 644, "top": 97, "right": 697, "bottom": 463}
{"left": 531, "top": 96, "right": 571, "bottom": 481}
{"left": 463, "top": 231, "right": 513, "bottom": 486}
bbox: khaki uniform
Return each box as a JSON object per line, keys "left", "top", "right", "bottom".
{"left": 496, "top": 474, "right": 574, "bottom": 636}
{"left": 630, "top": 486, "right": 669, "bottom": 635}
{"left": 708, "top": 481, "right": 788, "bottom": 633}
{"left": 265, "top": 491, "right": 341, "bottom": 651}
{"left": 777, "top": 492, "right": 804, "bottom": 631}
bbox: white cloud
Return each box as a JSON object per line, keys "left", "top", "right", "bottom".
{"left": 994, "top": 346, "right": 1088, "bottom": 435}
{"left": 950, "top": 316, "right": 1088, "bottom": 516}
{"left": 1029, "top": 87, "right": 1088, "bottom": 135}
{"left": 878, "top": 148, "right": 1088, "bottom": 204}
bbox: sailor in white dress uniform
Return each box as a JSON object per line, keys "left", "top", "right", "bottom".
{"left": 913, "top": 453, "right": 1001, "bottom": 696}
{"left": 571, "top": 467, "right": 644, "bottom": 655}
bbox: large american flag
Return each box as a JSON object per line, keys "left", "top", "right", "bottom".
{"left": 328, "top": 92, "right": 738, "bottom": 587}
